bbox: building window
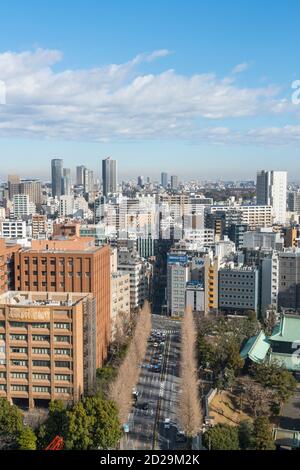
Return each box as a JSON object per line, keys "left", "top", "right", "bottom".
{"left": 11, "top": 385, "right": 28, "bottom": 391}
{"left": 32, "top": 386, "right": 50, "bottom": 393}
{"left": 11, "top": 372, "right": 28, "bottom": 379}
{"left": 32, "top": 360, "right": 50, "bottom": 367}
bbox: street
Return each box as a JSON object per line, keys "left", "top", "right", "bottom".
{"left": 120, "top": 314, "right": 183, "bottom": 450}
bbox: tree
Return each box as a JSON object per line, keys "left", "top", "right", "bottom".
{"left": 65, "top": 396, "right": 122, "bottom": 450}
{"left": 0, "top": 398, "right": 24, "bottom": 449}
{"left": 179, "top": 308, "right": 202, "bottom": 439}
{"left": 37, "top": 400, "right": 68, "bottom": 449}
{"left": 225, "top": 341, "right": 244, "bottom": 373}
{"left": 17, "top": 426, "right": 37, "bottom": 450}
{"left": 84, "top": 395, "right": 122, "bottom": 449}
{"left": 96, "top": 365, "right": 118, "bottom": 398}
{"left": 242, "top": 379, "right": 274, "bottom": 418}
{"left": 198, "top": 335, "right": 215, "bottom": 368}
{"left": 65, "top": 401, "right": 93, "bottom": 450}
{"left": 253, "top": 417, "right": 275, "bottom": 450}
{"left": 109, "top": 301, "right": 151, "bottom": 424}
{"left": 251, "top": 362, "right": 297, "bottom": 405}
{"left": 203, "top": 424, "right": 240, "bottom": 450}
{"left": 238, "top": 420, "right": 254, "bottom": 450}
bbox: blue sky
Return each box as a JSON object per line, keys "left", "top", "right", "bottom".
{"left": 0, "top": 0, "right": 300, "bottom": 180}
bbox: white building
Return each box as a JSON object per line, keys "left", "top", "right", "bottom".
{"left": 185, "top": 281, "right": 205, "bottom": 312}
{"left": 117, "top": 249, "right": 150, "bottom": 309}
{"left": 243, "top": 228, "right": 284, "bottom": 250}
{"left": 111, "top": 272, "right": 130, "bottom": 341}
{"left": 0, "top": 219, "right": 27, "bottom": 239}
{"left": 256, "top": 170, "right": 287, "bottom": 224}
{"left": 167, "top": 254, "right": 190, "bottom": 316}
{"left": 12, "top": 194, "right": 36, "bottom": 218}
{"left": 59, "top": 195, "right": 74, "bottom": 217}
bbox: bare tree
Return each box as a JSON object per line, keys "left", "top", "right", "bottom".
{"left": 109, "top": 301, "right": 151, "bottom": 424}
{"left": 179, "top": 307, "right": 202, "bottom": 438}
{"left": 241, "top": 379, "right": 274, "bottom": 418}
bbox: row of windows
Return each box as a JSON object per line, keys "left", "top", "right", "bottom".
{"left": 10, "top": 347, "right": 72, "bottom": 355}
{"left": 8, "top": 322, "right": 72, "bottom": 330}
{"left": 11, "top": 360, "right": 72, "bottom": 368}
{"left": 23, "top": 271, "right": 91, "bottom": 277}
{"left": 9, "top": 334, "right": 71, "bottom": 342}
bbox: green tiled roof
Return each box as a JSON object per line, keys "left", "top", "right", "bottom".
{"left": 269, "top": 314, "right": 300, "bottom": 343}
{"left": 240, "top": 331, "right": 270, "bottom": 363}
{"left": 269, "top": 352, "right": 300, "bottom": 371}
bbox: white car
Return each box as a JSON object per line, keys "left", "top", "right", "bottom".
{"left": 164, "top": 418, "right": 171, "bottom": 429}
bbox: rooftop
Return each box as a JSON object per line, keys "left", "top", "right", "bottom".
{"left": 240, "top": 330, "right": 271, "bottom": 363}
{"left": 0, "top": 291, "right": 91, "bottom": 307}
{"left": 269, "top": 314, "right": 300, "bottom": 343}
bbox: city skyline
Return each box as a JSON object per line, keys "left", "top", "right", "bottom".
{"left": 1, "top": 1, "right": 300, "bottom": 178}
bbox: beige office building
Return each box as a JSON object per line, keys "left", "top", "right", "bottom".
{"left": 0, "top": 291, "right": 96, "bottom": 409}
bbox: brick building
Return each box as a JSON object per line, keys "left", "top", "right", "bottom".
{"left": 13, "top": 237, "right": 111, "bottom": 367}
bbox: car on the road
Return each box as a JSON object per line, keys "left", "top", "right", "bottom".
{"left": 176, "top": 431, "right": 187, "bottom": 443}
{"left": 153, "top": 342, "right": 159, "bottom": 348}
{"left": 164, "top": 418, "right": 171, "bottom": 430}
{"left": 134, "top": 401, "right": 149, "bottom": 411}
{"left": 132, "top": 389, "right": 140, "bottom": 401}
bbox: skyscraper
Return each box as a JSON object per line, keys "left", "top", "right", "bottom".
{"left": 256, "top": 170, "right": 287, "bottom": 224}
{"left": 51, "top": 158, "right": 63, "bottom": 199}
{"left": 171, "top": 175, "right": 178, "bottom": 190}
{"left": 83, "top": 168, "right": 94, "bottom": 193}
{"left": 62, "top": 168, "right": 72, "bottom": 195}
{"left": 76, "top": 165, "right": 85, "bottom": 186}
{"left": 161, "top": 172, "right": 168, "bottom": 189}
{"left": 102, "top": 157, "right": 117, "bottom": 197}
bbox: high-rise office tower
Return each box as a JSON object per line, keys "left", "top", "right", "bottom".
{"left": 161, "top": 172, "right": 168, "bottom": 189}
{"left": 62, "top": 168, "right": 72, "bottom": 196}
{"left": 102, "top": 157, "right": 117, "bottom": 197}
{"left": 171, "top": 175, "right": 178, "bottom": 190}
{"left": 8, "top": 175, "right": 21, "bottom": 200}
{"left": 137, "top": 176, "right": 144, "bottom": 187}
{"left": 19, "top": 179, "right": 42, "bottom": 207}
{"left": 256, "top": 170, "right": 287, "bottom": 224}
{"left": 51, "top": 158, "right": 63, "bottom": 199}
{"left": 83, "top": 168, "right": 94, "bottom": 193}
{"left": 76, "top": 165, "right": 85, "bottom": 186}
{"left": 287, "top": 190, "right": 300, "bottom": 214}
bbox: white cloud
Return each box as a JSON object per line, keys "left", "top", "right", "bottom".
{"left": 232, "top": 62, "right": 250, "bottom": 74}
{"left": 0, "top": 48, "right": 298, "bottom": 145}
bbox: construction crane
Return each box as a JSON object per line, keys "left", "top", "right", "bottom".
{"left": 45, "top": 436, "right": 64, "bottom": 450}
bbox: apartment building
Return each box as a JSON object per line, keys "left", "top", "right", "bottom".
{"left": 111, "top": 272, "right": 130, "bottom": 341}
{"left": 0, "top": 239, "right": 20, "bottom": 294}
{"left": 0, "top": 291, "right": 96, "bottom": 408}
{"left": 278, "top": 250, "right": 300, "bottom": 311}
{"left": 13, "top": 237, "right": 111, "bottom": 367}
{"left": 0, "top": 220, "right": 27, "bottom": 239}
{"left": 117, "top": 249, "right": 150, "bottom": 309}
{"left": 218, "top": 265, "right": 259, "bottom": 314}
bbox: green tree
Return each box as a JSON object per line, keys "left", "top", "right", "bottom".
{"left": 84, "top": 395, "right": 122, "bottom": 449}
{"left": 251, "top": 362, "right": 297, "bottom": 405}
{"left": 17, "top": 426, "right": 37, "bottom": 450}
{"left": 238, "top": 420, "right": 254, "bottom": 450}
{"left": 0, "top": 398, "right": 24, "bottom": 449}
{"left": 65, "top": 401, "right": 93, "bottom": 450}
{"left": 96, "top": 365, "right": 118, "bottom": 397}
{"left": 198, "top": 335, "right": 215, "bottom": 368}
{"left": 37, "top": 400, "right": 68, "bottom": 449}
{"left": 253, "top": 417, "right": 275, "bottom": 450}
{"left": 65, "top": 396, "right": 122, "bottom": 450}
{"left": 203, "top": 424, "right": 240, "bottom": 450}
